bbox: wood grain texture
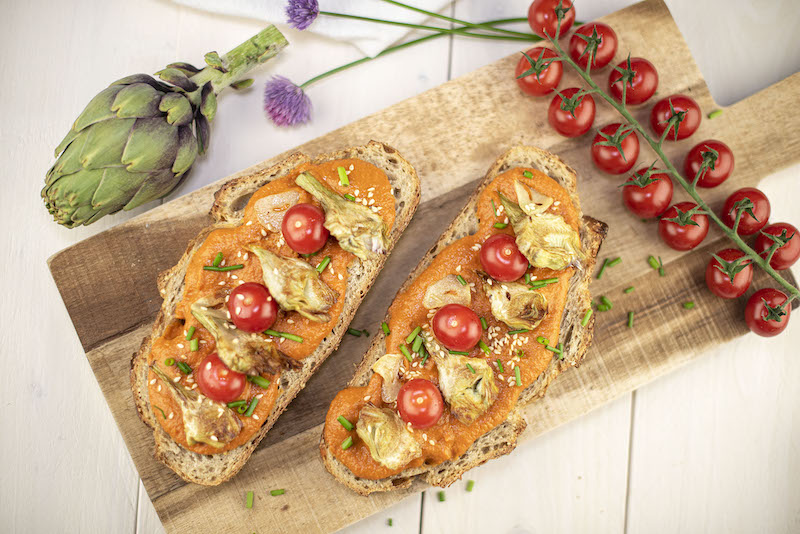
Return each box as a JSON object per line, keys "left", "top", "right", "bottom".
{"left": 44, "top": 1, "right": 800, "bottom": 532}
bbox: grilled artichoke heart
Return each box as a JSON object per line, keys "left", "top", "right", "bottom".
{"left": 499, "top": 180, "right": 583, "bottom": 271}
{"left": 422, "top": 274, "right": 471, "bottom": 309}
{"left": 150, "top": 364, "right": 242, "bottom": 449}
{"left": 295, "top": 172, "right": 389, "bottom": 260}
{"left": 356, "top": 404, "right": 422, "bottom": 470}
{"left": 248, "top": 245, "right": 338, "bottom": 323}
{"left": 478, "top": 271, "right": 548, "bottom": 331}
{"left": 371, "top": 353, "right": 405, "bottom": 403}
{"left": 190, "top": 298, "right": 299, "bottom": 376}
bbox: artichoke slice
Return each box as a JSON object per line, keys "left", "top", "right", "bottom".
{"left": 422, "top": 274, "right": 471, "bottom": 309}
{"left": 295, "top": 172, "right": 389, "bottom": 260}
{"left": 356, "top": 404, "right": 422, "bottom": 470}
{"left": 499, "top": 180, "right": 583, "bottom": 271}
{"left": 478, "top": 271, "right": 548, "bottom": 331}
{"left": 247, "top": 245, "right": 338, "bottom": 323}
{"left": 150, "top": 364, "right": 242, "bottom": 448}
{"left": 371, "top": 353, "right": 405, "bottom": 403}
{"left": 190, "top": 298, "right": 299, "bottom": 376}
{"left": 253, "top": 189, "right": 300, "bottom": 232}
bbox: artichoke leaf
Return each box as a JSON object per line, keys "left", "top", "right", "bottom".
{"left": 72, "top": 85, "right": 125, "bottom": 132}
{"left": 79, "top": 116, "right": 134, "bottom": 169}
{"left": 247, "top": 245, "right": 338, "bottom": 323}
{"left": 371, "top": 353, "right": 405, "bottom": 403}
{"left": 121, "top": 117, "right": 179, "bottom": 172}
{"left": 433, "top": 351, "right": 498, "bottom": 426}
{"left": 172, "top": 126, "right": 199, "bottom": 176}
{"left": 111, "top": 83, "right": 162, "bottom": 119}
{"left": 159, "top": 92, "right": 194, "bottom": 127}
{"left": 422, "top": 274, "right": 471, "bottom": 309}
{"left": 253, "top": 189, "right": 300, "bottom": 232}
{"left": 356, "top": 404, "right": 422, "bottom": 470}
{"left": 295, "top": 172, "right": 389, "bottom": 261}
{"left": 150, "top": 364, "right": 242, "bottom": 449}
{"left": 478, "top": 271, "right": 548, "bottom": 331}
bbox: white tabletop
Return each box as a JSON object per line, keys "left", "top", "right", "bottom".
{"left": 2, "top": 1, "right": 798, "bottom": 533}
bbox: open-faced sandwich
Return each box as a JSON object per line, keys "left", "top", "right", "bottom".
{"left": 320, "top": 146, "right": 607, "bottom": 494}
{"left": 132, "top": 141, "right": 420, "bottom": 485}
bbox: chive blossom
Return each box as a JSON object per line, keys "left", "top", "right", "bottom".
{"left": 337, "top": 166, "right": 350, "bottom": 186}
{"left": 337, "top": 415, "right": 354, "bottom": 431}
{"left": 247, "top": 375, "right": 271, "bottom": 389}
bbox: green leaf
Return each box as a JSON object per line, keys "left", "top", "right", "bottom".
{"left": 195, "top": 114, "right": 210, "bottom": 155}
{"left": 204, "top": 51, "right": 226, "bottom": 72}
{"left": 166, "top": 62, "right": 201, "bottom": 76}
{"left": 73, "top": 85, "right": 124, "bottom": 131}
{"left": 231, "top": 79, "right": 254, "bottom": 90}
{"left": 79, "top": 117, "right": 135, "bottom": 169}
{"left": 111, "top": 83, "right": 162, "bottom": 118}
{"left": 662, "top": 205, "right": 705, "bottom": 227}
{"left": 173, "top": 125, "right": 198, "bottom": 175}
{"left": 200, "top": 83, "right": 217, "bottom": 121}
{"left": 111, "top": 73, "right": 171, "bottom": 92}
{"left": 121, "top": 117, "right": 179, "bottom": 172}
{"left": 712, "top": 253, "right": 751, "bottom": 284}
{"left": 125, "top": 169, "right": 180, "bottom": 210}
{"left": 159, "top": 93, "right": 194, "bottom": 126}
{"left": 157, "top": 68, "right": 199, "bottom": 92}
{"left": 91, "top": 166, "right": 149, "bottom": 210}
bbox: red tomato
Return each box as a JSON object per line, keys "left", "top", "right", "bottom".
{"left": 705, "top": 248, "right": 753, "bottom": 299}
{"left": 720, "top": 187, "right": 770, "bottom": 236}
{"left": 754, "top": 223, "right": 800, "bottom": 270}
{"left": 684, "top": 140, "right": 734, "bottom": 188}
{"left": 515, "top": 47, "right": 563, "bottom": 96}
{"left": 281, "top": 203, "right": 329, "bottom": 254}
{"left": 527, "top": 0, "right": 575, "bottom": 38}
{"left": 650, "top": 94, "right": 701, "bottom": 141}
{"left": 591, "top": 123, "right": 640, "bottom": 174}
{"left": 568, "top": 22, "right": 618, "bottom": 70}
{"left": 480, "top": 233, "right": 528, "bottom": 282}
{"left": 195, "top": 353, "right": 247, "bottom": 403}
{"left": 396, "top": 379, "right": 444, "bottom": 429}
{"left": 658, "top": 201, "right": 709, "bottom": 251}
{"left": 608, "top": 57, "right": 658, "bottom": 105}
{"left": 745, "top": 288, "right": 791, "bottom": 337}
{"left": 621, "top": 168, "right": 673, "bottom": 218}
{"left": 228, "top": 282, "right": 278, "bottom": 332}
{"left": 432, "top": 304, "right": 483, "bottom": 352}
{"left": 548, "top": 88, "right": 596, "bottom": 137}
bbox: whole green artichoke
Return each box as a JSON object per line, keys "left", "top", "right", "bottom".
{"left": 43, "top": 26, "right": 287, "bottom": 228}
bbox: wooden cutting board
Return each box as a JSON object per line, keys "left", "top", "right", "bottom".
{"left": 48, "top": 0, "right": 800, "bottom": 532}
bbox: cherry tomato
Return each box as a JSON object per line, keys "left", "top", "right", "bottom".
{"left": 568, "top": 22, "right": 618, "bottom": 70}
{"left": 527, "top": 0, "right": 575, "bottom": 38}
{"left": 621, "top": 168, "right": 673, "bottom": 218}
{"left": 281, "top": 203, "right": 329, "bottom": 254}
{"left": 548, "top": 88, "right": 596, "bottom": 137}
{"left": 515, "top": 47, "right": 563, "bottom": 96}
{"left": 720, "top": 187, "right": 770, "bottom": 236}
{"left": 228, "top": 282, "right": 278, "bottom": 332}
{"left": 432, "top": 304, "right": 483, "bottom": 352}
{"left": 684, "top": 140, "right": 734, "bottom": 188}
{"left": 195, "top": 353, "right": 247, "bottom": 403}
{"left": 658, "top": 201, "right": 709, "bottom": 251}
{"left": 754, "top": 223, "right": 800, "bottom": 270}
{"left": 396, "top": 379, "right": 444, "bottom": 429}
{"left": 650, "top": 94, "right": 701, "bottom": 141}
{"left": 745, "top": 288, "right": 791, "bottom": 337}
{"left": 608, "top": 57, "right": 658, "bottom": 105}
{"left": 591, "top": 123, "right": 640, "bottom": 174}
{"left": 480, "top": 233, "right": 528, "bottom": 282}
{"left": 705, "top": 248, "right": 753, "bottom": 299}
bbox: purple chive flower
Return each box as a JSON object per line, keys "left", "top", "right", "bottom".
{"left": 285, "top": 0, "right": 319, "bottom": 30}
{"left": 264, "top": 76, "right": 312, "bottom": 127}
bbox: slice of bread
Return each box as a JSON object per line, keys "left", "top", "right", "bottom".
{"left": 320, "top": 146, "right": 608, "bottom": 495}
{"left": 131, "top": 141, "right": 421, "bottom": 485}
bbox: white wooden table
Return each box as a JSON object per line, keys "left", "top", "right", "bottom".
{"left": 2, "top": 1, "right": 799, "bottom": 532}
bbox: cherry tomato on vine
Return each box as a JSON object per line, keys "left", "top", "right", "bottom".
{"left": 228, "top": 282, "right": 278, "bottom": 332}
{"left": 608, "top": 57, "right": 658, "bottom": 105}
{"left": 480, "top": 233, "right": 528, "bottom": 282}
{"left": 432, "top": 304, "right": 483, "bottom": 352}
{"left": 720, "top": 187, "right": 770, "bottom": 236}
{"left": 754, "top": 222, "right": 800, "bottom": 270}
{"left": 397, "top": 379, "right": 444, "bottom": 429}
{"left": 591, "top": 123, "right": 640, "bottom": 174}
{"left": 569, "top": 22, "right": 618, "bottom": 70}
{"left": 281, "top": 203, "right": 329, "bottom": 254}
{"left": 650, "top": 94, "right": 701, "bottom": 140}
{"left": 705, "top": 248, "right": 753, "bottom": 299}
{"left": 621, "top": 167, "right": 673, "bottom": 218}
{"left": 658, "top": 201, "right": 709, "bottom": 251}
{"left": 684, "top": 140, "right": 734, "bottom": 188}
{"left": 745, "top": 288, "right": 791, "bottom": 337}
{"left": 527, "top": 0, "right": 575, "bottom": 39}
{"left": 515, "top": 47, "right": 563, "bottom": 96}
{"left": 195, "top": 353, "right": 247, "bottom": 403}
{"left": 548, "top": 88, "right": 596, "bottom": 137}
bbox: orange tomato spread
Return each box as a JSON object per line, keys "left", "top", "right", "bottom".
{"left": 323, "top": 168, "right": 579, "bottom": 479}
{"left": 147, "top": 159, "right": 395, "bottom": 455}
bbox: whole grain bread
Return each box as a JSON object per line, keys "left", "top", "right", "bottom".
{"left": 320, "top": 145, "right": 608, "bottom": 495}
{"left": 131, "top": 141, "right": 421, "bottom": 485}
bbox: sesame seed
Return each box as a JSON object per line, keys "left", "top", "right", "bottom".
{"left": 354, "top": 189, "right": 360, "bottom": 196}
{"left": 257, "top": 394, "right": 264, "bottom": 399}
{"left": 337, "top": 274, "right": 343, "bottom": 280}
{"left": 210, "top": 435, "right": 218, "bottom": 442}
{"left": 371, "top": 207, "right": 379, "bottom": 213}
{"left": 456, "top": 265, "right": 462, "bottom": 272}
{"left": 232, "top": 275, "right": 238, "bottom": 280}
{"left": 157, "top": 385, "right": 161, "bottom": 392}
{"left": 253, "top": 414, "right": 260, "bottom": 420}
{"left": 173, "top": 376, "right": 180, "bottom": 383}
{"left": 367, "top": 192, "right": 374, "bottom": 198}
{"left": 237, "top": 251, "right": 242, "bottom": 257}
{"left": 364, "top": 396, "right": 371, "bottom": 402}
{"left": 149, "top": 378, "right": 156, "bottom": 385}
{"left": 243, "top": 253, "right": 249, "bottom": 261}
{"left": 349, "top": 164, "right": 354, "bottom": 171}
{"left": 287, "top": 319, "right": 294, "bottom": 324}
{"left": 218, "top": 281, "right": 225, "bottom": 286}
{"left": 168, "top": 412, "right": 174, "bottom": 419}
{"left": 246, "top": 221, "right": 253, "bottom": 226}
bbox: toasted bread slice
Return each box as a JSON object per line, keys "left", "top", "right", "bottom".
{"left": 131, "top": 141, "right": 421, "bottom": 485}
{"left": 320, "top": 146, "right": 607, "bottom": 495}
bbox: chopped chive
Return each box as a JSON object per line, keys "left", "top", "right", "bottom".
{"left": 316, "top": 255, "right": 331, "bottom": 273}
{"left": 449, "top": 350, "right": 469, "bottom": 356}
{"left": 245, "top": 491, "right": 254, "bottom": 509}
{"left": 491, "top": 198, "right": 497, "bottom": 214}
{"left": 406, "top": 326, "right": 421, "bottom": 344}
{"left": 493, "top": 222, "right": 508, "bottom": 229}
{"left": 514, "top": 366, "right": 522, "bottom": 386}
{"left": 597, "top": 304, "right": 611, "bottom": 312}
{"left": 243, "top": 396, "right": 259, "bottom": 417}
{"left": 480, "top": 317, "right": 488, "bottom": 330}
{"left": 536, "top": 336, "right": 548, "bottom": 345}
{"left": 300, "top": 251, "right": 318, "bottom": 258}
{"left": 237, "top": 404, "right": 247, "bottom": 414}
{"left": 185, "top": 326, "right": 195, "bottom": 341}
{"left": 507, "top": 329, "right": 529, "bottom": 335}
{"left": 524, "top": 273, "right": 531, "bottom": 285}
{"left": 212, "top": 252, "right": 224, "bottom": 268}
{"left": 421, "top": 350, "right": 430, "bottom": 366}
{"left": 478, "top": 340, "right": 490, "bottom": 354}
{"left": 659, "top": 265, "right": 665, "bottom": 277}
{"left": 203, "top": 264, "right": 244, "bottom": 272}
{"left": 600, "top": 296, "right": 613, "bottom": 309}
{"left": 227, "top": 400, "right": 247, "bottom": 408}
{"left": 624, "top": 286, "right": 635, "bottom": 294}
{"left": 648, "top": 255, "right": 660, "bottom": 270}
{"left": 381, "top": 322, "right": 390, "bottom": 335}
{"left": 264, "top": 329, "right": 303, "bottom": 343}
{"left": 581, "top": 309, "right": 593, "bottom": 327}
{"left": 607, "top": 257, "right": 622, "bottom": 268}
{"left": 545, "top": 344, "right": 562, "bottom": 355}
{"left": 341, "top": 436, "right": 354, "bottom": 450}
{"left": 529, "top": 277, "right": 559, "bottom": 289}
{"left": 496, "top": 359, "right": 504, "bottom": 373}
{"left": 437, "top": 491, "right": 446, "bottom": 502}
{"left": 522, "top": 170, "right": 533, "bottom": 178}
{"left": 387, "top": 518, "right": 393, "bottom": 527}
{"left": 707, "top": 109, "right": 723, "bottom": 119}
{"left": 337, "top": 166, "right": 350, "bottom": 186}
{"left": 412, "top": 335, "right": 423, "bottom": 354}
{"left": 190, "top": 338, "right": 199, "bottom": 352}
{"left": 154, "top": 406, "right": 167, "bottom": 419}
{"left": 627, "top": 311, "right": 635, "bottom": 328}
{"left": 164, "top": 357, "right": 175, "bottom": 366}
{"left": 456, "top": 274, "right": 467, "bottom": 286}
{"left": 177, "top": 362, "right": 192, "bottom": 374}
{"left": 466, "top": 480, "right": 475, "bottom": 492}
{"left": 270, "top": 489, "right": 285, "bottom": 496}
{"left": 400, "top": 344, "right": 412, "bottom": 361}
{"left": 247, "top": 375, "right": 271, "bottom": 389}
{"left": 337, "top": 415, "right": 354, "bottom": 431}
{"left": 683, "top": 301, "right": 695, "bottom": 309}
{"left": 466, "top": 363, "right": 476, "bottom": 374}
{"left": 347, "top": 328, "right": 363, "bottom": 337}
{"left": 517, "top": 349, "right": 524, "bottom": 358}
{"left": 596, "top": 258, "right": 610, "bottom": 279}
{"left": 343, "top": 193, "right": 356, "bottom": 202}
{"left": 362, "top": 329, "right": 370, "bottom": 337}
{"left": 557, "top": 343, "right": 564, "bottom": 360}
